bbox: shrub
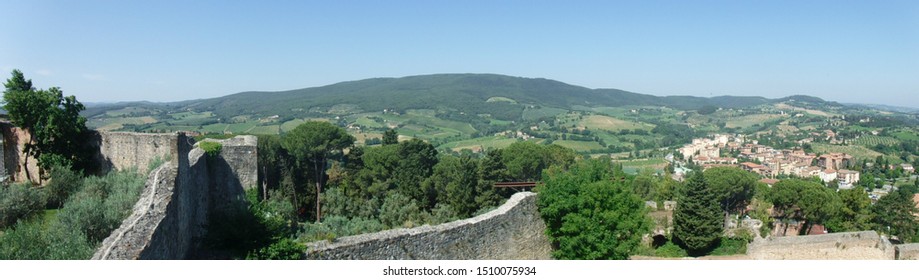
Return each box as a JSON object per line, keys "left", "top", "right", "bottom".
{"left": 56, "top": 195, "right": 110, "bottom": 243}
{"left": 0, "top": 218, "right": 93, "bottom": 260}
{"left": 654, "top": 241, "right": 689, "bottom": 258}
{"left": 0, "top": 183, "right": 47, "bottom": 229}
{"left": 247, "top": 238, "right": 305, "bottom": 260}
{"left": 429, "top": 203, "right": 459, "bottom": 225}
{"left": 298, "top": 215, "right": 385, "bottom": 243}
{"left": 0, "top": 219, "right": 48, "bottom": 259}
{"left": 44, "top": 164, "right": 83, "bottom": 208}
{"left": 199, "top": 141, "right": 223, "bottom": 158}
{"left": 708, "top": 237, "right": 748, "bottom": 256}
{"left": 379, "top": 192, "right": 423, "bottom": 229}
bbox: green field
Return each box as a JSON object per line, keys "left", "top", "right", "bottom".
{"left": 724, "top": 114, "right": 785, "bottom": 129}
{"left": 618, "top": 158, "right": 668, "bottom": 174}
{"left": 248, "top": 125, "right": 280, "bottom": 135}
{"left": 104, "top": 107, "right": 154, "bottom": 117}
{"left": 353, "top": 116, "right": 386, "bottom": 129}
{"left": 88, "top": 116, "right": 158, "bottom": 131}
{"left": 892, "top": 130, "right": 919, "bottom": 141}
{"left": 439, "top": 136, "right": 527, "bottom": 152}
{"left": 169, "top": 111, "right": 214, "bottom": 120}
{"left": 553, "top": 140, "right": 605, "bottom": 152}
{"left": 576, "top": 115, "right": 653, "bottom": 132}
{"left": 489, "top": 119, "right": 514, "bottom": 126}
{"left": 851, "top": 135, "right": 900, "bottom": 147}
{"left": 810, "top": 143, "right": 896, "bottom": 162}
{"left": 486, "top": 96, "right": 517, "bottom": 103}
{"left": 201, "top": 122, "right": 259, "bottom": 134}
{"left": 522, "top": 107, "right": 567, "bottom": 120}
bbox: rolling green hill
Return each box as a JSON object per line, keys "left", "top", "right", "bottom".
{"left": 165, "top": 74, "right": 782, "bottom": 120}
{"left": 82, "top": 73, "right": 886, "bottom": 156}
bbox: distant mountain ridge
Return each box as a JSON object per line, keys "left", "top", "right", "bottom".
{"left": 86, "top": 73, "right": 841, "bottom": 119}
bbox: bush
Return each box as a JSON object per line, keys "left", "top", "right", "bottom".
{"left": 56, "top": 195, "right": 110, "bottom": 243}
{"left": 429, "top": 203, "right": 459, "bottom": 225}
{"left": 379, "top": 192, "right": 423, "bottom": 229}
{"left": 298, "top": 215, "right": 385, "bottom": 243}
{"left": 0, "top": 218, "right": 48, "bottom": 259}
{"left": 45, "top": 164, "right": 83, "bottom": 208}
{"left": 0, "top": 183, "right": 47, "bottom": 229}
{"left": 247, "top": 238, "right": 305, "bottom": 260}
{"left": 708, "top": 237, "right": 748, "bottom": 256}
{"left": 537, "top": 159, "right": 652, "bottom": 260}
{"left": 199, "top": 141, "right": 223, "bottom": 157}
{"left": 654, "top": 241, "right": 688, "bottom": 258}
{"left": 0, "top": 218, "right": 94, "bottom": 260}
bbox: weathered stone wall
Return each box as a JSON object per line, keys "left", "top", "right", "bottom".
{"left": 305, "top": 192, "right": 552, "bottom": 260}
{"left": 207, "top": 136, "right": 257, "bottom": 189}
{"left": 747, "top": 231, "right": 896, "bottom": 260}
{"left": 199, "top": 136, "right": 257, "bottom": 214}
{"left": 0, "top": 122, "right": 41, "bottom": 182}
{"left": 895, "top": 243, "right": 919, "bottom": 260}
{"left": 93, "top": 131, "right": 179, "bottom": 173}
{"left": 93, "top": 135, "right": 256, "bottom": 260}
{"left": 0, "top": 121, "right": 179, "bottom": 183}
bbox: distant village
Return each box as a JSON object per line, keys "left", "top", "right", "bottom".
{"left": 675, "top": 134, "right": 914, "bottom": 200}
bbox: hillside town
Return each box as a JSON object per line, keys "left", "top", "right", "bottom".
{"left": 676, "top": 134, "right": 914, "bottom": 198}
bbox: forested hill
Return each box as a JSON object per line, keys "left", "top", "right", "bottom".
{"left": 163, "top": 74, "right": 815, "bottom": 120}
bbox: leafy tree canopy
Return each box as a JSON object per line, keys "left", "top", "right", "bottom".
{"left": 537, "top": 158, "right": 650, "bottom": 259}
{"left": 672, "top": 171, "right": 723, "bottom": 255}
{"left": 2, "top": 70, "right": 92, "bottom": 176}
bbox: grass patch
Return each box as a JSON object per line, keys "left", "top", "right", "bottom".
{"left": 486, "top": 96, "right": 517, "bottom": 103}
{"left": 810, "top": 143, "right": 894, "bottom": 162}
{"left": 522, "top": 107, "right": 567, "bottom": 120}
{"left": 709, "top": 238, "right": 748, "bottom": 256}
{"left": 851, "top": 135, "right": 900, "bottom": 147}
{"left": 552, "top": 140, "right": 605, "bottom": 152}
{"left": 439, "top": 136, "right": 524, "bottom": 152}
{"left": 892, "top": 130, "right": 919, "bottom": 141}
{"left": 248, "top": 125, "right": 280, "bottom": 135}
{"left": 724, "top": 114, "right": 785, "bottom": 129}
{"left": 578, "top": 115, "right": 652, "bottom": 132}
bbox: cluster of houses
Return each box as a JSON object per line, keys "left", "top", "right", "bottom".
{"left": 677, "top": 134, "right": 878, "bottom": 189}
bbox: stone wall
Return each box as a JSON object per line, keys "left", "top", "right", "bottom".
{"left": 895, "top": 243, "right": 919, "bottom": 260}
{"left": 747, "top": 231, "right": 896, "bottom": 260}
{"left": 0, "top": 122, "right": 40, "bottom": 182}
{"left": 92, "top": 135, "right": 256, "bottom": 260}
{"left": 93, "top": 131, "right": 180, "bottom": 173}
{"left": 305, "top": 192, "right": 552, "bottom": 260}
{"left": 0, "top": 121, "right": 180, "bottom": 183}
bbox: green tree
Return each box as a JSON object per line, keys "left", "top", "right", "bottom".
{"left": 281, "top": 121, "right": 355, "bottom": 222}
{"left": 392, "top": 139, "right": 438, "bottom": 207}
{"left": 827, "top": 188, "right": 875, "bottom": 232}
{"left": 537, "top": 158, "right": 650, "bottom": 259}
{"left": 631, "top": 168, "right": 658, "bottom": 201}
{"left": 704, "top": 167, "right": 758, "bottom": 214}
{"left": 382, "top": 129, "right": 398, "bottom": 145}
{"left": 423, "top": 156, "right": 481, "bottom": 217}
{"left": 2, "top": 70, "right": 92, "bottom": 180}
{"left": 766, "top": 179, "right": 841, "bottom": 234}
{"left": 872, "top": 188, "right": 919, "bottom": 242}
{"left": 501, "top": 142, "right": 577, "bottom": 182}
{"left": 673, "top": 171, "right": 722, "bottom": 255}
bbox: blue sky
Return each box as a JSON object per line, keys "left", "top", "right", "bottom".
{"left": 2, "top": 1, "right": 917, "bottom": 107}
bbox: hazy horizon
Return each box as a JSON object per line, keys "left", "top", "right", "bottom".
{"left": 2, "top": 1, "right": 917, "bottom": 107}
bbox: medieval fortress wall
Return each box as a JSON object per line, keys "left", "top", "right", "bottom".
{"left": 0, "top": 122, "right": 258, "bottom": 259}
{"left": 747, "top": 231, "right": 896, "bottom": 260}
{"left": 305, "top": 192, "right": 553, "bottom": 260}
{"left": 93, "top": 135, "right": 257, "bottom": 259}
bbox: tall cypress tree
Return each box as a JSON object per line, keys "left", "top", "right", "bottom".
{"left": 673, "top": 170, "right": 723, "bottom": 255}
